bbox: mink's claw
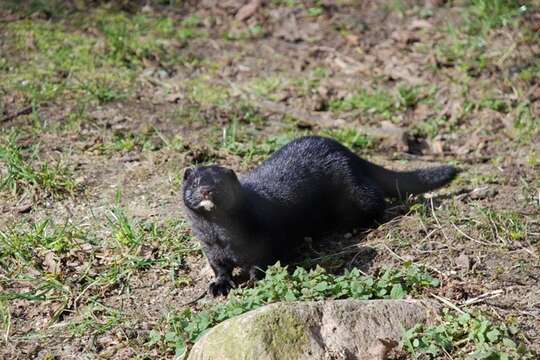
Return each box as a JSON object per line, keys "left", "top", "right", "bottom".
{"left": 208, "top": 278, "right": 235, "bottom": 297}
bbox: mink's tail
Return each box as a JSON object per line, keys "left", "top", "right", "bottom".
{"left": 361, "top": 160, "right": 457, "bottom": 198}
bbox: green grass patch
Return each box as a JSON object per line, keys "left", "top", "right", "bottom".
{"left": 247, "top": 76, "right": 284, "bottom": 100}
{"left": 474, "top": 208, "right": 529, "bottom": 243}
{"left": 185, "top": 78, "right": 230, "bottom": 107}
{"left": 106, "top": 203, "right": 200, "bottom": 258}
{"left": 321, "top": 128, "right": 374, "bottom": 151}
{"left": 222, "top": 124, "right": 297, "bottom": 165}
{"left": 434, "top": 1, "right": 533, "bottom": 76}
{"left": 330, "top": 88, "right": 396, "bottom": 117}
{"left": 0, "top": 9, "right": 205, "bottom": 106}
{"left": 0, "top": 132, "right": 75, "bottom": 198}
{"left": 403, "top": 308, "right": 537, "bottom": 359}
{"left": 68, "top": 302, "right": 124, "bottom": 337}
{"left": 465, "top": 0, "right": 527, "bottom": 34}
{"left": 328, "top": 84, "right": 422, "bottom": 118}
{"left": 412, "top": 115, "right": 451, "bottom": 139}
{"left": 513, "top": 101, "right": 540, "bottom": 142}
{"left": 156, "top": 262, "right": 439, "bottom": 357}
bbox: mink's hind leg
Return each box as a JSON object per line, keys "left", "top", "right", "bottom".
{"left": 342, "top": 180, "right": 387, "bottom": 228}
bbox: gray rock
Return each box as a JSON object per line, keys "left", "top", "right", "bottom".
{"left": 188, "top": 299, "right": 439, "bottom": 360}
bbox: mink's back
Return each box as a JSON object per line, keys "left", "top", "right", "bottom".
{"left": 241, "top": 136, "right": 357, "bottom": 201}
{"left": 239, "top": 136, "right": 374, "bottom": 237}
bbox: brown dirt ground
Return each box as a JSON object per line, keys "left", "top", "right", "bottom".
{"left": 1, "top": 0, "right": 539, "bottom": 359}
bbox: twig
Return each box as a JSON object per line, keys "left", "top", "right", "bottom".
{"left": 461, "top": 289, "right": 504, "bottom": 306}
{"left": 450, "top": 222, "right": 492, "bottom": 246}
{"left": 431, "top": 293, "right": 465, "bottom": 314}
{"left": 430, "top": 198, "right": 450, "bottom": 243}
{"left": 1, "top": 106, "right": 33, "bottom": 123}
{"left": 380, "top": 243, "right": 446, "bottom": 278}
{"left": 179, "top": 290, "right": 207, "bottom": 307}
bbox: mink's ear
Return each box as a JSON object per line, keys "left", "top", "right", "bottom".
{"left": 183, "top": 167, "right": 193, "bottom": 181}
{"left": 226, "top": 168, "right": 238, "bottom": 180}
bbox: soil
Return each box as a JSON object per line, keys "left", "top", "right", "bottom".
{"left": 0, "top": 0, "right": 539, "bottom": 359}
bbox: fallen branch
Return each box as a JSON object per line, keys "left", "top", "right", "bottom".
{"left": 1, "top": 105, "right": 33, "bottom": 123}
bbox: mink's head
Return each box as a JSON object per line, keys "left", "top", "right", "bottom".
{"left": 182, "top": 165, "right": 242, "bottom": 214}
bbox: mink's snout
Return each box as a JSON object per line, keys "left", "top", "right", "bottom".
{"left": 199, "top": 186, "right": 212, "bottom": 199}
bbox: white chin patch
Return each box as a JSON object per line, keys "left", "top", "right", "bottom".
{"left": 199, "top": 200, "right": 215, "bottom": 211}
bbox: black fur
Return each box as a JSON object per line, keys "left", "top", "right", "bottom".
{"left": 182, "top": 136, "right": 456, "bottom": 296}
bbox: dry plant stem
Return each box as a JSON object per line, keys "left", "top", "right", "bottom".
{"left": 451, "top": 222, "right": 492, "bottom": 246}
{"left": 430, "top": 293, "right": 465, "bottom": 314}
{"left": 461, "top": 289, "right": 504, "bottom": 306}
{"left": 380, "top": 243, "right": 447, "bottom": 278}
{"left": 178, "top": 290, "right": 207, "bottom": 307}
{"left": 1, "top": 106, "right": 32, "bottom": 122}
{"left": 430, "top": 197, "right": 450, "bottom": 243}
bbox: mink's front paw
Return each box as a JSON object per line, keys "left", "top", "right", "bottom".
{"left": 209, "top": 278, "right": 235, "bottom": 297}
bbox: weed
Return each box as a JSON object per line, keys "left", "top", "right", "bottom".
{"left": 465, "top": 0, "right": 527, "bottom": 34}
{"left": 68, "top": 302, "right": 123, "bottom": 337}
{"left": 330, "top": 89, "right": 396, "bottom": 117}
{"left": 0, "top": 132, "right": 75, "bottom": 198}
{"left": 159, "top": 263, "right": 439, "bottom": 355}
{"left": 108, "top": 207, "right": 141, "bottom": 249}
{"left": 403, "top": 308, "right": 537, "bottom": 359}
{"left": 321, "top": 128, "right": 373, "bottom": 151}
{"left": 0, "top": 219, "right": 87, "bottom": 274}
{"left": 475, "top": 208, "right": 528, "bottom": 244}
{"left": 247, "top": 76, "right": 284, "bottom": 100}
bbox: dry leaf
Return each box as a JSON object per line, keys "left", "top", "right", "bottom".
{"left": 43, "top": 252, "right": 60, "bottom": 274}
{"left": 235, "top": 0, "right": 261, "bottom": 21}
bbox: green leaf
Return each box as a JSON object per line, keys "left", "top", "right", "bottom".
{"left": 486, "top": 329, "right": 500, "bottom": 342}
{"left": 146, "top": 330, "right": 162, "bottom": 346}
{"left": 175, "top": 338, "right": 186, "bottom": 357}
{"left": 502, "top": 338, "right": 516, "bottom": 349}
{"left": 390, "top": 284, "right": 405, "bottom": 299}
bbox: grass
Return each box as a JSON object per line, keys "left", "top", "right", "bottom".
{"left": 1, "top": 0, "right": 539, "bottom": 358}
{"left": 0, "top": 9, "right": 206, "bottom": 108}
{"left": 0, "top": 207, "right": 198, "bottom": 317}
{"left": 68, "top": 302, "right": 124, "bottom": 337}
{"left": 321, "top": 128, "right": 374, "bottom": 151}
{"left": 465, "top": 0, "right": 527, "bottom": 34}
{"left": 473, "top": 208, "right": 529, "bottom": 244}
{"left": 247, "top": 76, "right": 284, "bottom": 100}
{"left": 330, "top": 88, "right": 397, "bottom": 117}
{"left": 0, "top": 132, "right": 75, "bottom": 198}
{"left": 185, "top": 77, "right": 230, "bottom": 107}
{"left": 329, "top": 84, "right": 423, "bottom": 119}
